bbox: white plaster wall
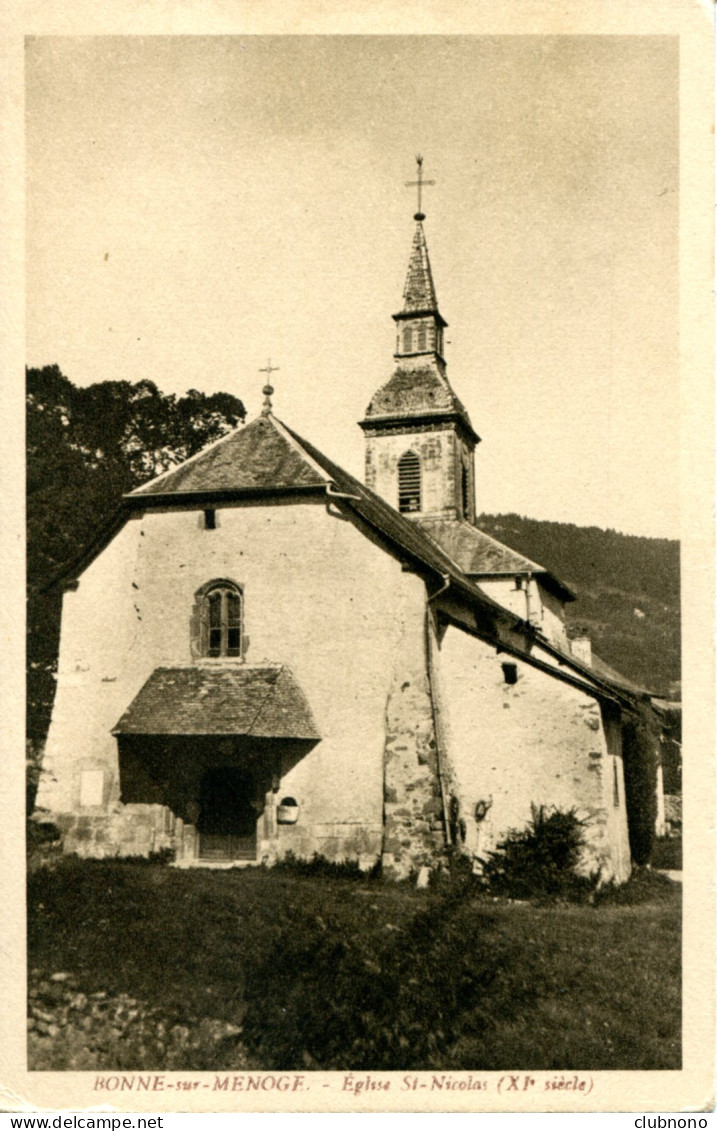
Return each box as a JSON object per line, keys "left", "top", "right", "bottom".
{"left": 432, "top": 624, "right": 631, "bottom": 882}
{"left": 477, "top": 578, "right": 529, "bottom": 621}
{"left": 39, "top": 500, "right": 423, "bottom": 857}
{"left": 540, "top": 586, "right": 569, "bottom": 648}
{"left": 477, "top": 578, "right": 568, "bottom": 649}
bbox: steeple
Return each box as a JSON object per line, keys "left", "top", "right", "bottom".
{"left": 393, "top": 220, "right": 447, "bottom": 361}
{"left": 360, "top": 161, "right": 480, "bottom": 523}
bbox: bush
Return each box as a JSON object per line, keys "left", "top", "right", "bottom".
{"left": 478, "top": 805, "right": 595, "bottom": 901}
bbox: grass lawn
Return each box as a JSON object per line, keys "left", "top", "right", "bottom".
{"left": 27, "top": 860, "right": 681, "bottom": 1072}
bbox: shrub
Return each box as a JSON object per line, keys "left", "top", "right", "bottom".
{"left": 478, "top": 805, "right": 595, "bottom": 901}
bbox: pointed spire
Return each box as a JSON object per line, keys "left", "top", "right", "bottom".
{"left": 401, "top": 156, "right": 441, "bottom": 317}
{"left": 401, "top": 221, "right": 440, "bottom": 315}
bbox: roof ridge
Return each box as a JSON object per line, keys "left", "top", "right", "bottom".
{"left": 268, "top": 414, "right": 332, "bottom": 484}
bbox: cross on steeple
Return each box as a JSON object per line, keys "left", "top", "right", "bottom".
{"left": 259, "top": 359, "right": 279, "bottom": 416}
{"left": 405, "top": 155, "right": 435, "bottom": 221}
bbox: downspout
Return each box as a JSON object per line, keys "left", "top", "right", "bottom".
{"left": 325, "top": 482, "right": 362, "bottom": 502}
{"left": 426, "top": 574, "right": 452, "bottom": 848}
{"left": 524, "top": 571, "right": 533, "bottom": 625}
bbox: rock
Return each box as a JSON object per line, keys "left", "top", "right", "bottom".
{"left": 27, "top": 1018, "right": 36, "bottom": 1031}
{"left": 70, "top": 993, "right": 88, "bottom": 1011}
{"left": 50, "top": 972, "right": 72, "bottom": 983}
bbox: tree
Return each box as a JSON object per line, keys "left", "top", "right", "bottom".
{"left": 26, "top": 365, "right": 246, "bottom": 769}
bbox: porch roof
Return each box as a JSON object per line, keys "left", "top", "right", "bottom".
{"left": 112, "top": 665, "right": 320, "bottom": 740}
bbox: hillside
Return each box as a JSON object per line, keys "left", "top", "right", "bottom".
{"left": 477, "top": 513, "right": 680, "bottom": 697}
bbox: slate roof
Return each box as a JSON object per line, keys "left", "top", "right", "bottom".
{"left": 588, "top": 652, "right": 651, "bottom": 698}
{"left": 415, "top": 516, "right": 575, "bottom": 602}
{"left": 361, "top": 365, "right": 477, "bottom": 442}
{"left": 400, "top": 221, "right": 441, "bottom": 317}
{"left": 113, "top": 665, "right": 321, "bottom": 739}
{"left": 130, "top": 415, "right": 327, "bottom": 497}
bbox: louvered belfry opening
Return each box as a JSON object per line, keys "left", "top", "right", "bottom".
{"left": 398, "top": 450, "right": 422, "bottom": 513}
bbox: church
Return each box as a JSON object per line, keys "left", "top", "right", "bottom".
{"left": 35, "top": 181, "right": 644, "bottom": 883}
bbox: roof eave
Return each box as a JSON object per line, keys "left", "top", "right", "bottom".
{"left": 392, "top": 308, "right": 448, "bottom": 328}
{"left": 125, "top": 484, "right": 328, "bottom": 506}
{"left": 359, "top": 411, "right": 480, "bottom": 447}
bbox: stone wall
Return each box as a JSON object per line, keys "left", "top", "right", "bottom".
{"left": 57, "top": 804, "right": 175, "bottom": 859}
{"left": 364, "top": 424, "right": 465, "bottom": 519}
{"left": 380, "top": 582, "right": 446, "bottom": 879}
{"left": 433, "top": 625, "right": 631, "bottom": 883}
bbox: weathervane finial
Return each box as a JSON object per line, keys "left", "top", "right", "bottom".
{"left": 405, "top": 154, "right": 435, "bottom": 221}
{"left": 259, "top": 359, "right": 279, "bottom": 416}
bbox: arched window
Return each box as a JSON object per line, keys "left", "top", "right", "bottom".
{"left": 398, "top": 451, "right": 421, "bottom": 514}
{"left": 193, "top": 580, "right": 243, "bottom": 658}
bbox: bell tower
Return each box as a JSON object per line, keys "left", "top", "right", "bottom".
{"left": 359, "top": 158, "right": 479, "bottom": 522}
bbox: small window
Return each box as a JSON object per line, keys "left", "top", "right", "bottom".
{"left": 613, "top": 758, "right": 620, "bottom": 807}
{"left": 403, "top": 326, "right": 413, "bottom": 353}
{"left": 514, "top": 577, "right": 524, "bottom": 591}
{"left": 194, "top": 580, "right": 243, "bottom": 658}
{"left": 502, "top": 662, "right": 518, "bottom": 685}
{"left": 204, "top": 509, "right": 216, "bottom": 530}
{"left": 417, "top": 325, "right": 427, "bottom": 351}
{"left": 398, "top": 451, "right": 421, "bottom": 513}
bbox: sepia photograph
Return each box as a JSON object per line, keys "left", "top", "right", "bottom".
{"left": 5, "top": 10, "right": 712, "bottom": 1116}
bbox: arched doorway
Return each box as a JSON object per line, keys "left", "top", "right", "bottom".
{"left": 198, "top": 766, "right": 258, "bottom": 862}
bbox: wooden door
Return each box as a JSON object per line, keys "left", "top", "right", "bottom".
{"left": 198, "top": 767, "right": 257, "bottom": 861}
